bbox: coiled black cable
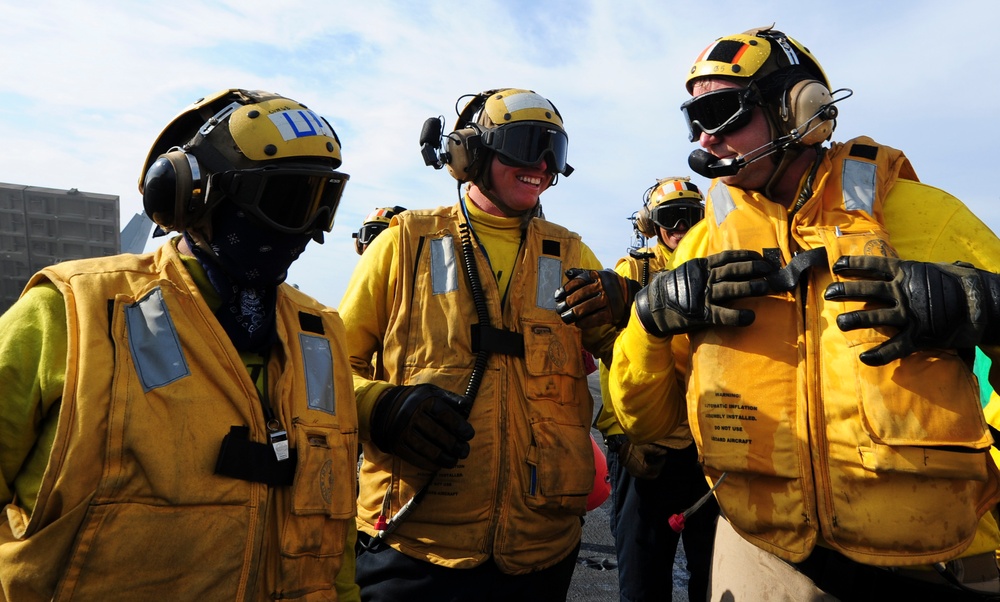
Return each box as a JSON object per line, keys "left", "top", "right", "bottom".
{"left": 360, "top": 211, "right": 494, "bottom": 553}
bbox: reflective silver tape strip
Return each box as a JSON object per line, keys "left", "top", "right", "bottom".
{"left": 710, "top": 185, "right": 736, "bottom": 225}
{"left": 843, "top": 159, "right": 876, "bottom": 214}
{"left": 502, "top": 91, "right": 555, "bottom": 113}
{"left": 431, "top": 236, "right": 459, "bottom": 295}
{"left": 125, "top": 287, "right": 190, "bottom": 392}
{"left": 300, "top": 333, "right": 335, "bottom": 415}
{"left": 536, "top": 256, "right": 563, "bottom": 310}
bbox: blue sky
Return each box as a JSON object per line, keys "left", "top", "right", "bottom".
{"left": 1, "top": 0, "right": 996, "bottom": 307}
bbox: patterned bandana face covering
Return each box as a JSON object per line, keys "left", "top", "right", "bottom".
{"left": 188, "top": 200, "right": 313, "bottom": 353}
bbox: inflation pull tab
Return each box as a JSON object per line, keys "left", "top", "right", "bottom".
{"left": 270, "top": 430, "right": 290, "bottom": 461}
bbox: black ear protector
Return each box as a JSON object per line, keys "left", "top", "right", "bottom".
{"left": 140, "top": 95, "right": 247, "bottom": 232}
{"left": 419, "top": 90, "right": 498, "bottom": 183}
{"left": 141, "top": 146, "right": 208, "bottom": 232}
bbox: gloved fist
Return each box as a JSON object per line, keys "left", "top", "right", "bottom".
{"left": 634, "top": 250, "right": 774, "bottom": 337}
{"left": 369, "top": 384, "right": 475, "bottom": 471}
{"left": 824, "top": 255, "right": 1000, "bottom": 366}
{"left": 554, "top": 268, "right": 641, "bottom": 329}
{"left": 618, "top": 441, "right": 670, "bottom": 480}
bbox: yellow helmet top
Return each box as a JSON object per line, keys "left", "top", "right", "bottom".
{"left": 685, "top": 26, "right": 829, "bottom": 92}
{"left": 473, "top": 88, "right": 565, "bottom": 130}
{"left": 645, "top": 176, "right": 704, "bottom": 209}
{"left": 139, "top": 89, "right": 343, "bottom": 192}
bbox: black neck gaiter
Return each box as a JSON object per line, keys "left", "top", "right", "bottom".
{"left": 187, "top": 202, "right": 312, "bottom": 353}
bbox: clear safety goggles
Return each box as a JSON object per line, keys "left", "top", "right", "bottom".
{"left": 650, "top": 202, "right": 705, "bottom": 230}
{"left": 681, "top": 87, "right": 756, "bottom": 142}
{"left": 211, "top": 164, "right": 349, "bottom": 234}
{"left": 483, "top": 123, "right": 570, "bottom": 174}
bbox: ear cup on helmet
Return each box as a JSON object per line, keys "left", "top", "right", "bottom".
{"left": 141, "top": 148, "right": 205, "bottom": 232}
{"left": 444, "top": 125, "right": 484, "bottom": 182}
{"left": 635, "top": 206, "right": 657, "bottom": 238}
{"left": 785, "top": 79, "right": 835, "bottom": 145}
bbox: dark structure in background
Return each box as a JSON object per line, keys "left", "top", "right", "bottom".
{"left": 0, "top": 182, "right": 122, "bottom": 314}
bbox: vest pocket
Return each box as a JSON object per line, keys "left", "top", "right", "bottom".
{"left": 523, "top": 419, "right": 592, "bottom": 515}
{"left": 854, "top": 351, "right": 991, "bottom": 479}
{"left": 522, "top": 318, "right": 584, "bottom": 407}
{"left": 273, "top": 425, "right": 355, "bottom": 596}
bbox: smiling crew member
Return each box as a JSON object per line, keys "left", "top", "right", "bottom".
{"left": 340, "top": 88, "right": 621, "bottom": 601}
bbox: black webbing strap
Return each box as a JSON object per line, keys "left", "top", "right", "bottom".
{"left": 215, "top": 425, "right": 297, "bottom": 486}
{"left": 765, "top": 247, "right": 829, "bottom": 292}
{"left": 471, "top": 324, "right": 525, "bottom": 357}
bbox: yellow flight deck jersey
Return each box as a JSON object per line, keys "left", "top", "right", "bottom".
{"left": 596, "top": 241, "right": 690, "bottom": 448}
{"left": 611, "top": 137, "right": 1000, "bottom": 567}
{"left": 0, "top": 239, "right": 359, "bottom": 601}
{"left": 341, "top": 198, "right": 617, "bottom": 574}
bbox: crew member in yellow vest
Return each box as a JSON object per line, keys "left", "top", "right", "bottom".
{"left": 340, "top": 88, "right": 625, "bottom": 601}
{"left": 353, "top": 206, "right": 407, "bottom": 256}
{"left": 591, "top": 26, "right": 1000, "bottom": 600}
{"left": 0, "top": 89, "right": 360, "bottom": 601}
{"left": 591, "top": 176, "right": 718, "bottom": 602}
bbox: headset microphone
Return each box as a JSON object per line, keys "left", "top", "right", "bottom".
{"left": 689, "top": 149, "right": 745, "bottom": 179}
{"left": 420, "top": 116, "right": 445, "bottom": 169}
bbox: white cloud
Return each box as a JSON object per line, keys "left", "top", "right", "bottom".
{"left": 2, "top": 0, "right": 998, "bottom": 306}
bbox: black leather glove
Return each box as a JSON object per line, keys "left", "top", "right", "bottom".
{"left": 369, "top": 384, "right": 475, "bottom": 470}
{"left": 554, "top": 268, "right": 641, "bottom": 329}
{"left": 634, "top": 250, "right": 774, "bottom": 337}
{"left": 824, "top": 255, "right": 1000, "bottom": 366}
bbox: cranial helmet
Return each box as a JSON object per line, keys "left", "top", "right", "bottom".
{"left": 139, "top": 88, "right": 349, "bottom": 239}
{"left": 635, "top": 177, "right": 705, "bottom": 238}
{"left": 441, "top": 88, "right": 573, "bottom": 184}
{"left": 353, "top": 205, "right": 406, "bottom": 255}
{"left": 683, "top": 26, "right": 836, "bottom": 146}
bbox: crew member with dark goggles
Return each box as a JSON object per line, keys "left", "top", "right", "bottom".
{"left": 480, "top": 121, "right": 574, "bottom": 175}
{"left": 680, "top": 87, "right": 757, "bottom": 142}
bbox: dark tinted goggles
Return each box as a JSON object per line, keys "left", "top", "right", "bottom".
{"left": 650, "top": 203, "right": 705, "bottom": 230}
{"left": 484, "top": 123, "right": 569, "bottom": 174}
{"left": 681, "top": 88, "right": 756, "bottom": 142}
{"left": 213, "top": 165, "right": 349, "bottom": 234}
{"left": 353, "top": 222, "right": 389, "bottom": 246}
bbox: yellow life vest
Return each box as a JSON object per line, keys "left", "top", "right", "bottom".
{"left": 357, "top": 205, "right": 595, "bottom": 575}
{"left": 689, "top": 137, "right": 1000, "bottom": 566}
{"left": 0, "top": 241, "right": 358, "bottom": 601}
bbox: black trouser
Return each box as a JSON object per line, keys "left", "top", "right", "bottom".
{"left": 355, "top": 532, "right": 581, "bottom": 602}
{"left": 796, "top": 545, "right": 997, "bottom": 601}
{"left": 606, "top": 438, "right": 718, "bottom": 602}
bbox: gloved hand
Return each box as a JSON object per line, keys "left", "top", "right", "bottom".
{"left": 634, "top": 250, "right": 774, "bottom": 337}
{"left": 824, "top": 255, "right": 1000, "bottom": 366}
{"left": 554, "top": 268, "right": 641, "bottom": 329}
{"left": 369, "top": 384, "right": 475, "bottom": 471}
{"left": 618, "top": 440, "right": 670, "bottom": 480}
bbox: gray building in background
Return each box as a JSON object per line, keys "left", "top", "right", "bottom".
{"left": 0, "top": 182, "right": 121, "bottom": 314}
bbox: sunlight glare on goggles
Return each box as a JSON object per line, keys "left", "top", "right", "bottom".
{"left": 681, "top": 88, "right": 756, "bottom": 142}
{"left": 485, "top": 123, "right": 569, "bottom": 174}
{"left": 217, "top": 166, "right": 349, "bottom": 234}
